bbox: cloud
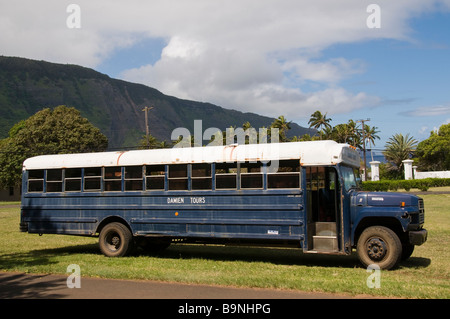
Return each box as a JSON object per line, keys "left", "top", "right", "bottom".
{"left": 121, "top": 39, "right": 379, "bottom": 120}
{"left": 1, "top": 0, "right": 447, "bottom": 120}
{"left": 401, "top": 105, "right": 450, "bottom": 117}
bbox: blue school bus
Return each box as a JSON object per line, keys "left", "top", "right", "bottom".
{"left": 20, "top": 141, "right": 427, "bottom": 269}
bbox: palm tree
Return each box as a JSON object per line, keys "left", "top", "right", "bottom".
{"left": 363, "top": 124, "right": 380, "bottom": 160}
{"left": 138, "top": 134, "right": 159, "bottom": 149}
{"left": 364, "top": 125, "right": 380, "bottom": 148}
{"left": 271, "top": 115, "right": 292, "bottom": 142}
{"left": 346, "top": 120, "right": 359, "bottom": 147}
{"left": 242, "top": 121, "right": 252, "bottom": 131}
{"left": 319, "top": 126, "right": 334, "bottom": 140}
{"left": 383, "top": 133, "right": 418, "bottom": 174}
{"left": 308, "top": 111, "right": 332, "bottom": 139}
{"left": 332, "top": 124, "right": 352, "bottom": 143}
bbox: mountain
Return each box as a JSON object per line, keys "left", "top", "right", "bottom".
{"left": 0, "top": 56, "right": 315, "bottom": 149}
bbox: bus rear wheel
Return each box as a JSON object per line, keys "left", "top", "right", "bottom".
{"left": 357, "top": 226, "right": 402, "bottom": 270}
{"left": 99, "top": 222, "right": 134, "bottom": 257}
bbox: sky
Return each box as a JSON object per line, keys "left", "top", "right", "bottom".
{"left": 1, "top": 0, "right": 450, "bottom": 150}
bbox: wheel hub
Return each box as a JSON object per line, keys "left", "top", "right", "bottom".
{"left": 105, "top": 233, "right": 121, "bottom": 251}
{"left": 111, "top": 236, "right": 120, "bottom": 247}
{"left": 367, "top": 238, "right": 387, "bottom": 261}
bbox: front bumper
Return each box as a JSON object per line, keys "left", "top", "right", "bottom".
{"left": 409, "top": 229, "right": 428, "bottom": 246}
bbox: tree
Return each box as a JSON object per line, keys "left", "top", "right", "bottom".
{"left": 0, "top": 105, "right": 108, "bottom": 188}
{"left": 332, "top": 123, "right": 353, "bottom": 144}
{"left": 363, "top": 124, "right": 380, "bottom": 161}
{"left": 138, "top": 134, "right": 160, "bottom": 149}
{"left": 139, "top": 134, "right": 172, "bottom": 149}
{"left": 319, "top": 126, "right": 334, "bottom": 140}
{"left": 346, "top": 119, "right": 360, "bottom": 147}
{"left": 363, "top": 124, "right": 380, "bottom": 149}
{"left": 383, "top": 133, "right": 418, "bottom": 176}
{"left": 308, "top": 111, "right": 332, "bottom": 139}
{"left": 415, "top": 123, "right": 450, "bottom": 171}
{"left": 271, "top": 115, "right": 292, "bottom": 142}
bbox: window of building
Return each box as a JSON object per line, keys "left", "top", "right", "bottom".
{"left": 267, "top": 160, "right": 300, "bottom": 189}
{"left": 215, "top": 162, "right": 237, "bottom": 189}
{"left": 146, "top": 165, "right": 165, "bottom": 191}
{"left": 84, "top": 167, "right": 102, "bottom": 191}
{"left": 191, "top": 163, "right": 212, "bottom": 190}
{"left": 240, "top": 162, "right": 263, "bottom": 189}
{"left": 125, "top": 166, "right": 143, "bottom": 191}
{"left": 28, "top": 170, "right": 44, "bottom": 192}
{"left": 46, "top": 169, "right": 63, "bottom": 192}
{"left": 168, "top": 164, "right": 188, "bottom": 190}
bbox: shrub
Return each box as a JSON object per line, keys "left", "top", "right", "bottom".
{"left": 361, "top": 178, "right": 450, "bottom": 192}
{"left": 400, "top": 180, "right": 411, "bottom": 192}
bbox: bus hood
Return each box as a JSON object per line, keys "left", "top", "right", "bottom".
{"left": 354, "top": 192, "right": 421, "bottom": 207}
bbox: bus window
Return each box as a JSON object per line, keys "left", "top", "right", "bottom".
{"left": 84, "top": 167, "right": 101, "bottom": 191}
{"left": 191, "top": 163, "right": 212, "bottom": 190}
{"left": 65, "top": 168, "right": 82, "bottom": 192}
{"left": 215, "top": 163, "right": 237, "bottom": 189}
{"left": 168, "top": 164, "right": 188, "bottom": 190}
{"left": 46, "top": 169, "right": 63, "bottom": 192}
{"left": 104, "top": 167, "right": 122, "bottom": 192}
{"left": 28, "top": 169, "right": 44, "bottom": 192}
{"left": 125, "top": 166, "right": 143, "bottom": 191}
{"left": 146, "top": 165, "right": 165, "bottom": 191}
{"left": 240, "top": 162, "right": 263, "bottom": 189}
{"left": 267, "top": 160, "right": 300, "bottom": 189}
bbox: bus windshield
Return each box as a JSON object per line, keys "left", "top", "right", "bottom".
{"left": 340, "top": 166, "right": 361, "bottom": 191}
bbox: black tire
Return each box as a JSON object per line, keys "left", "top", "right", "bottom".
{"left": 357, "top": 226, "right": 402, "bottom": 270}
{"left": 99, "top": 222, "right": 134, "bottom": 257}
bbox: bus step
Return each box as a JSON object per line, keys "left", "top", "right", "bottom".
{"left": 312, "top": 235, "right": 338, "bottom": 252}
{"left": 315, "top": 222, "right": 337, "bottom": 236}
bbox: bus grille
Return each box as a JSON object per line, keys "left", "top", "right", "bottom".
{"left": 418, "top": 199, "right": 425, "bottom": 224}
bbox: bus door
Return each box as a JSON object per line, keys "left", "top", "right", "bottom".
{"left": 305, "top": 166, "right": 342, "bottom": 253}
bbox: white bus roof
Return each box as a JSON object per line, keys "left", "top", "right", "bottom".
{"left": 22, "top": 141, "right": 360, "bottom": 170}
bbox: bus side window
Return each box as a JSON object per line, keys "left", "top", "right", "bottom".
{"left": 28, "top": 169, "right": 44, "bottom": 192}
{"left": 104, "top": 167, "right": 122, "bottom": 192}
{"left": 84, "top": 167, "right": 102, "bottom": 191}
{"left": 146, "top": 165, "right": 165, "bottom": 191}
{"left": 46, "top": 169, "right": 63, "bottom": 192}
{"left": 65, "top": 168, "right": 82, "bottom": 192}
{"left": 125, "top": 166, "right": 143, "bottom": 191}
{"left": 267, "top": 160, "right": 300, "bottom": 189}
{"left": 240, "top": 162, "right": 263, "bottom": 189}
{"left": 168, "top": 164, "right": 188, "bottom": 190}
{"left": 215, "top": 163, "right": 237, "bottom": 189}
{"left": 191, "top": 163, "right": 212, "bottom": 190}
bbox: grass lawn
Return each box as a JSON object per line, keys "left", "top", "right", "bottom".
{"left": 0, "top": 193, "right": 449, "bottom": 299}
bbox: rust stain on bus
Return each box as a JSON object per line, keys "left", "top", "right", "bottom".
{"left": 116, "top": 151, "right": 127, "bottom": 166}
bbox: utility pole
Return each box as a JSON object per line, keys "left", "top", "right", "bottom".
{"left": 357, "top": 118, "right": 370, "bottom": 181}
{"left": 142, "top": 106, "right": 154, "bottom": 149}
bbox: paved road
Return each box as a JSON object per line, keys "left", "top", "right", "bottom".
{"left": 0, "top": 272, "right": 374, "bottom": 299}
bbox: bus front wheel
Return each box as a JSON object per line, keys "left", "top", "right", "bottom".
{"left": 357, "top": 226, "right": 402, "bottom": 270}
{"left": 99, "top": 222, "right": 134, "bottom": 257}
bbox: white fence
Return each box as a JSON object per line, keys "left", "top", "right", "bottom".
{"left": 370, "top": 160, "right": 450, "bottom": 181}
{"left": 413, "top": 170, "right": 450, "bottom": 179}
